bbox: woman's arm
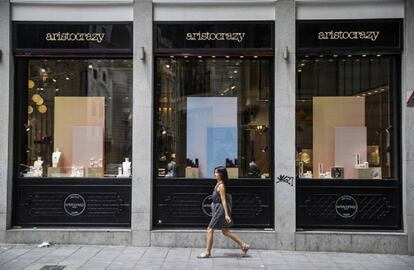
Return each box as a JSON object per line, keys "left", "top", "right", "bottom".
{"left": 218, "top": 184, "right": 232, "bottom": 223}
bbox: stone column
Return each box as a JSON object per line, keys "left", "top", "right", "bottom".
{"left": 0, "top": 0, "right": 12, "bottom": 242}
{"left": 132, "top": 0, "right": 153, "bottom": 246}
{"left": 274, "top": 0, "right": 296, "bottom": 250}
{"left": 404, "top": 0, "right": 414, "bottom": 256}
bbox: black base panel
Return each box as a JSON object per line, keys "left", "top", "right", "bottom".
{"left": 154, "top": 178, "right": 274, "bottom": 228}
{"left": 296, "top": 179, "right": 401, "bottom": 230}
{"left": 14, "top": 178, "right": 131, "bottom": 227}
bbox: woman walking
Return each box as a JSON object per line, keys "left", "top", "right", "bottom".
{"left": 197, "top": 166, "right": 250, "bottom": 258}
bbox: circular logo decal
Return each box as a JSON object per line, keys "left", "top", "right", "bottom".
{"left": 201, "top": 195, "right": 213, "bottom": 217}
{"left": 335, "top": 195, "right": 358, "bottom": 218}
{"left": 64, "top": 194, "right": 86, "bottom": 216}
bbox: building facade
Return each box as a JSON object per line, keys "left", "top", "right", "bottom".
{"left": 0, "top": 0, "right": 413, "bottom": 255}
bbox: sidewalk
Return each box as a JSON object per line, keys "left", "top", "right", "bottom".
{"left": 0, "top": 244, "right": 413, "bottom": 270}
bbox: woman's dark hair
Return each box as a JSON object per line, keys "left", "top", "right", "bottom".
{"left": 214, "top": 166, "right": 229, "bottom": 181}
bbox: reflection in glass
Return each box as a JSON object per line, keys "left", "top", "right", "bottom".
{"left": 156, "top": 57, "right": 271, "bottom": 179}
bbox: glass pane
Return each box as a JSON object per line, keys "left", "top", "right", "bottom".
{"left": 156, "top": 56, "right": 271, "bottom": 179}
{"left": 23, "top": 59, "right": 132, "bottom": 177}
{"left": 296, "top": 55, "right": 396, "bottom": 180}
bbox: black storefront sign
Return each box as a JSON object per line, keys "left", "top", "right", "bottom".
{"left": 13, "top": 22, "right": 133, "bottom": 55}
{"left": 155, "top": 22, "right": 274, "bottom": 53}
{"left": 297, "top": 19, "right": 402, "bottom": 52}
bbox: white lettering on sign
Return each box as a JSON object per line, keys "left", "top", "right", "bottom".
{"left": 45, "top": 32, "right": 106, "bottom": 43}
{"left": 318, "top": 30, "right": 380, "bottom": 41}
{"left": 186, "top": 32, "right": 246, "bottom": 43}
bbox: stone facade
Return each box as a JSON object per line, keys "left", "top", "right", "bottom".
{"left": 0, "top": 0, "right": 412, "bottom": 255}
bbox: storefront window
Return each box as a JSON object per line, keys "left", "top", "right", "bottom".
{"left": 21, "top": 59, "right": 132, "bottom": 178}
{"left": 155, "top": 56, "right": 271, "bottom": 179}
{"left": 296, "top": 54, "right": 399, "bottom": 180}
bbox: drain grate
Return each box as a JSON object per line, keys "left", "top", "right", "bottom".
{"left": 39, "top": 266, "right": 66, "bottom": 270}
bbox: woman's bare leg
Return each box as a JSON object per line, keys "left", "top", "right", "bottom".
{"left": 205, "top": 227, "right": 214, "bottom": 255}
{"left": 221, "top": 228, "right": 245, "bottom": 247}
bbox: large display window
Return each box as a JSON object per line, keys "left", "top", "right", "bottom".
{"left": 13, "top": 22, "right": 132, "bottom": 227}
{"left": 295, "top": 19, "right": 402, "bottom": 230}
{"left": 153, "top": 22, "right": 274, "bottom": 228}
{"left": 296, "top": 54, "right": 399, "bottom": 180}
{"left": 21, "top": 59, "right": 132, "bottom": 178}
{"left": 156, "top": 56, "right": 271, "bottom": 179}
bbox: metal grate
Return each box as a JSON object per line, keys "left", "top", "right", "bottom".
{"left": 160, "top": 193, "right": 266, "bottom": 218}
{"left": 303, "top": 193, "right": 392, "bottom": 220}
{"left": 39, "top": 266, "right": 66, "bottom": 270}
{"left": 23, "top": 192, "right": 128, "bottom": 217}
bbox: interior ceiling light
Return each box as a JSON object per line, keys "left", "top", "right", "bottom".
{"left": 333, "top": 54, "right": 338, "bottom": 57}
{"left": 362, "top": 54, "right": 367, "bottom": 57}
{"left": 32, "top": 94, "right": 41, "bottom": 103}
{"left": 38, "top": 105, "right": 47, "bottom": 114}
{"left": 28, "top": 80, "right": 35, "bottom": 89}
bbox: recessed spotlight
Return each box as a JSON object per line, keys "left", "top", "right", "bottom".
{"left": 329, "top": 59, "right": 333, "bottom": 62}
{"left": 240, "top": 56, "right": 244, "bottom": 59}
{"left": 165, "top": 64, "right": 170, "bottom": 68}
{"left": 234, "top": 70, "right": 238, "bottom": 74}
{"left": 362, "top": 54, "right": 367, "bottom": 57}
{"left": 376, "top": 54, "right": 381, "bottom": 57}
{"left": 333, "top": 54, "right": 338, "bottom": 58}
{"left": 55, "top": 88, "right": 59, "bottom": 92}
{"left": 41, "top": 68, "right": 46, "bottom": 73}
{"left": 225, "top": 56, "right": 230, "bottom": 58}
{"left": 356, "top": 59, "right": 360, "bottom": 61}
{"left": 253, "top": 56, "right": 258, "bottom": 58}
{"left": 52, "top": 78, "right": 57, "bottom": 83}
{"left": 381, "top": 88, "right": 385, "bottom": 92}
{"left": 300, "top": 63, "right": 305, "bottom": 66}
{"left": 298, "top": 69, "right": 302, "bottom": 73}
{"left": 367, "top": 92, "right": 372, "bottom": 95}
{"left": 347, "top": 55, "right": 352, "bottom": 58}
{"left": 374, "top": 90, "right": 379, "bottom": 93}
{"left": 198, "top": 56, "right": 202, "bottom": 59}
{"left": 65, "top": 76, "right": 70, "bottom": 80}
{"left": 212, "top": 56, "right": 216, "bottom": 58}
{"left": 184, "top": 55, "right": 188, "bottom": 59}
{"left": 231, "top": 85, "right": 236, "bottom": 90}
{"left": 170, "top": 55, "right": 175, "bottom": 58}
{"left": 305, "top": 55, "right": 309, "bottom": 58}
{"left": 319, "top": 55, "right": 324, "bottom": 58}
{"left": 88, "top": 65, "right": 93, "bottom": 69}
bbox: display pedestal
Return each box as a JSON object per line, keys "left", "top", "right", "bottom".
{"left": 227, "top": 168, "right": 239, "bottom": 179}
{"left": 47, "top": 167, "right": 63, "bottom": 177}
{"left": 88, "top": 168, "right": 104, "bottom": 177}
{"left": 185, "top": 167, "right": 199, "bottom": 178}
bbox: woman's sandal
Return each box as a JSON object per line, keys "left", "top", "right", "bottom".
{"left": 197, "top": 252, "right": 211, "bottom": 259}
{"left": 241, "top": 243, "right": 250, "bottom": 256}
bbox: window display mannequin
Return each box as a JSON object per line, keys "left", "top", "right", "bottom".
{"left": 122, "top": 157, "right": 132, "bottom": 177}
{"left": 52, "top": 148, "right": 62, "bottom": 168}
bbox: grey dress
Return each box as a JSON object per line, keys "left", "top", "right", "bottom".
{"left": 208, "top": 184, "right": 233, "bottom": 229}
